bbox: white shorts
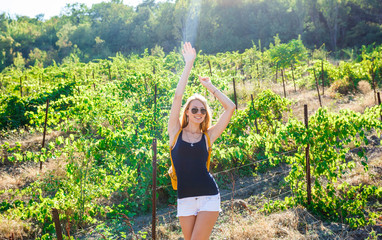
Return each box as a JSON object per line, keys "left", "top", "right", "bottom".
{"left": 177, "top": 194, "right": 222, "bottom": 217}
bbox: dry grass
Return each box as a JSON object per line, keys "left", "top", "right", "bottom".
{"left": 288, "top": 89, "right": 323, "bottom": 121}
{"left": 0, "top": 130, "right": 63, "bottom": 148}
{"left": 157, "top": 222, "right": 183, "bottom": 239}
{"left": 0, "top": 129, "right": 68, "bottom": 192}
{"left": 0, "top": 155, "right": 68, "bottom": 212}
{"left": 225, "top": 80, "right": 260, "bottom": 109}
{"left": 235, "top": 80, "right": 379, "bottom": 121}
{"left": 336, "top": 91, "right": 377, "bottom": 113}
{"left": 359, "top": 91, "right": 379, "bottom": 110}
{"left": 358, "top": 80, "right": 372, "bottom": 94}
{"left": 0, "top": 216, "right": 31, "bottom": 239}
{"left": 18, "top": 130, "right": 63, "bottom": 149}
{"left": 0, "top": 157, "right": 67, "bottom": 192}
{"left": 0, "top": 156, "right": 70, "bottom": 238}
{"left": 342, "top": 151, "right": 382, "bottom": 187}
{"left": 212, "top": 210, "right": 305, "bottom": 240}
{"left": 0, "top": 173, "right": 24, "bottom": 190}
{"left": 156, "top": 207, "right": 320, "bottom": 240}
{"left": 224, "top": 77, "right": 379, "bottom": 120}
{"left": 271, "top": 82, "right": 300, "bottom": 99}
{"left": 0, "top": 129, "right": 70, "bottom": 238}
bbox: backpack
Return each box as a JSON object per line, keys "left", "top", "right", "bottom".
{"left": 168, "top": 128, "right": 212, "bottom": 190}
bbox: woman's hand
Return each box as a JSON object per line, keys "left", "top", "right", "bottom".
{"left": 182, "top": 42, "right": 196, "bottom": 64}
{"left": 198, "top": 76, "right": 214, "bottom": 90}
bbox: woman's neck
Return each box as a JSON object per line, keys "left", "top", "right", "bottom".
{"left": 185, "top": 123, "right": 201, "bottom": 133}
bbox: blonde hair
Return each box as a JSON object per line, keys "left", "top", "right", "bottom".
{"left": 180, "top": 94, "right": 212, "bottom": 132}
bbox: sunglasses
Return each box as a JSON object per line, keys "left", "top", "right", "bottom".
{"left": 190, "top": 107, "right": 207, "bottom": 115}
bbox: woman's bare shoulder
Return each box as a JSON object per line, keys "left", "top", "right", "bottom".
{"left": 169, "top": 125, "right": 182, "bottom": 146}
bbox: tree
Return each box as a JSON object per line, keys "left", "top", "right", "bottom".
{"left": 61, "top": 3, "right": 89, "bottom": 25}
{"left": 69, "top": 23, "right": 96, "bottom": 61}
{"left": 152, "top": 2, "right": 177, "bottom": 52}
{"left": 89, "top": 1, "right": 135, "bottom": 54}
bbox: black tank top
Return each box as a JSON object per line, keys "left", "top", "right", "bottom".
{"left": 171, "top": 130, "right": 219, "bottom": 199}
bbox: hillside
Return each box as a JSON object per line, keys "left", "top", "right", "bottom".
{"left": 0, "top": 41, "right": 382, "bottom": 239}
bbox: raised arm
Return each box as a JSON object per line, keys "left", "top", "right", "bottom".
{"left": 168, "top": 42, "right": 196, "bottom": 144}
{"left": 199, "top": 76, "right": 236, "bottom": 144}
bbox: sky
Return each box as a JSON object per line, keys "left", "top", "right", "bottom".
{"left": 0, "top": 0, "right": 151, "bottom": 20}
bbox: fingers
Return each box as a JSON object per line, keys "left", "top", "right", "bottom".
{"left": 183, "top": 42, "right": 195, "bottom": 54}
{"left": 198, "top": 76, "right": 210, "bottom": 82}
{"left": 183, "top": 42, "right": 191, "bottom": 51}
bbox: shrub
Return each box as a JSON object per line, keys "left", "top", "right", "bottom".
{"left": 357, "top": 80, "right": 372, "bottom": 94}
{"left": 329, "top": 76, "right": 355, "bottom": 95}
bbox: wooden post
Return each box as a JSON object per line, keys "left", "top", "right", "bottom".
{"left": 291, "top": 63, "right": 296, "bottom": 92}
{"left": 304, "top": 105, "right": 312, "bottom": 205}
{"left": 313, "top": 69, "right": 322, "bottom": 107}
{"left": 154, "top": 84, "right": 157, "bottom": 137}
{"left": 256, "top": 63, "right": 259, "bottom": 78}
{"left": 151, "top": 138, "right": 157, "bottom": 240}
{"left": 154, "top": 84, "right": 157, "bottom": 118}
{"left": 321, "top": 60, "right": 325, "bottom": 95}
{"left": 40, "top": 99, "right": 49, "bottom": 170}
{"left": 20, "top": 77, "right": 23, "bottom": 97}
{"left": 136, "top": 127, "right": 141, "bottom": 178}
{"left": 233, "top": 78, "right": 238, "bottom": 110}
{"left": 52, "top": 208, "right": 63, "bottom": 240}
{"left": 371, "top": 62, "right": 377, "bottom": 104}
{"left": 108, "top": 64, "right": 111, "bottom": 80}
{"left": 261, "top": 53, "right": 264, "bottom": 76}
{"left": 251, "top": 94, "right": 259, "bottom": 134}
{"left": 281, "top": 69, "right": 286, "bottom": 98}
{"left": 378, "top": 92, "right": 381, "bottom": 121}
{"left": 208, "top": 60, "right": 212, "bottom": 76}
{"left": 24, "top": 75, "right": 28, "bottom": 96}
{"left": 275, "top": 62, "right": 278, "bottom": 83}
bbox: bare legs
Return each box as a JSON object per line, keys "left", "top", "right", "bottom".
{"left": 179, "top": 215, "right": 196, "bottom": 239}
{"left": 179, "top": 211, "right": 219, "bottom": 240}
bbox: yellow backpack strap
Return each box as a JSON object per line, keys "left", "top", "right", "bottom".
{"left": 204, "top": 131, "right": 212, "bottom": 171}
{"left": 171, "top": 128, "right": 182, "bottom": 149}
{"left": 169, "top": 128, "right": 182, "bottom": 180}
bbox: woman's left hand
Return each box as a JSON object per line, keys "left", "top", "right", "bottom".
{"left": 198, "top": 76, "right": 214, "bottom": 90}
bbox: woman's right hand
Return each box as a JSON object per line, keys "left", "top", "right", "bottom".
{"left": 182, "top": 42, "right": 196, "bottom": 64}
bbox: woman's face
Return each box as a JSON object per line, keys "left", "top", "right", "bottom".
{"left": 186, "top": 100, "right": 206, "bottom": 125}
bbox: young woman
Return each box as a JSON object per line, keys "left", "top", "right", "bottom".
{"left": 168, "top": 42, "right": 236, "bottom": 239}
